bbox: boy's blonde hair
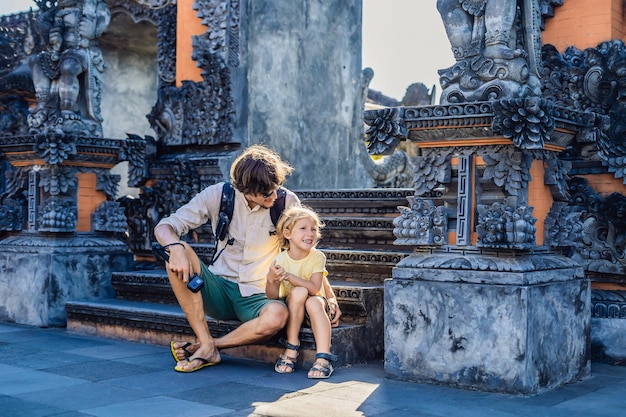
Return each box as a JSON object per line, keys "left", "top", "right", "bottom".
{"left": 276, "top": 205, "right": 324, "bottom": 249}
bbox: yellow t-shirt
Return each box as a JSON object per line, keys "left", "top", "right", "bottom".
{"left": 274, "top": 248, "right": 328, "bottom": 299}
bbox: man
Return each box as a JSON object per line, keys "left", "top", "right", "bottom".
{"left": 154, "top": 145, "right": 340, "bottom": 372}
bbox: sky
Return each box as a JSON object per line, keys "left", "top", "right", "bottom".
{"left": 1, "top": 0, "right": 454, "bottom": 101}
{"left": 362, "top": 0, "right": 454, "bottom": 100}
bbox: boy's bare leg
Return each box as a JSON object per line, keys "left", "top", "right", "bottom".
{"left": 275, "top": 287, "right": 306, "bottom": 372}
{"left": 306, "top": 297, "right": 333, "bottom": 377}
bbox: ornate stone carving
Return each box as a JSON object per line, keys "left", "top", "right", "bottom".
{"left": 147, "top": 77, "right": 234, "bottom": 146}
{"left": 193, "top": 0, "right": 240, "bottom": 68}
{"left": 121, "top": 134, "right": 151, "bottom": 188}
{"left": 106, "top": 0, "right": 176, "bottom": 86}
{"left": 96, "top": 172, "right": 120, "bottom": 199}
{"left": 38, "top": 196, "right": 77, "bottom": 231}
{"left": 396, "top": 247, "right": 579, "bottom": 273}
{"left": 542, "top": 40, "right": 626, "bottom": 177}
{"left": 33, "top": 132, "right": 77, "bottom": 164}
{"left": 542, "top": 155, "right": 571, "bottom": 201}
{"left": 363, "top": 107, "right": 408, "bottom": 155}
{"left": 393, "top": 197, "right": 448, "bottom": 246}
{"left": 492, "top": 96, "right": 555, "bottom": 149}
{"left": 0, "top": 199, "right": 24, "bottom": 231}
{"left": 28, "top": 0, "right": 111, "bottom": 137}
{"left": 146, "top": 0, "right": 237, "bottom": 146}
{"left": 92, "top": 200, "right": 127, "bottom": 232}
{"left": 0, "top": 96, "right": 30, "bottom": 137}
{"left": 476, "top": 196, "right": 536, "bottom": 248}
{"left": 482, "top": 149, "right": 532, "bottom": 197}
{"left": 0, "top": 9, "right": 37, "bottom": 139}
{"left": 39, "top": 166, "right": 77, "bottom": 195}
{"left": 436, "top": 0, "right": 549, "bottom": 103}
{"left": 543, "top": 201, "right": 582, "bottom": 249}
{"left": 592, "top": 290, "right": 626, "bottom": 319}
{"left": 543, "top": 178, "right": 626, "bottom": 275}
{"left": 360, "top": 150, "right": 414, "bottom": 188}
{"left": 155, "top": 3, "right": 176, "bottom": 84}
{"left": 118, "top": 187, "right": 158, "bottom": 253}
{"left": 412, "top": 154, "right": 451, "bottom": 197}
{"left": 132, "top": 0, "right": 176, "bottom": 9}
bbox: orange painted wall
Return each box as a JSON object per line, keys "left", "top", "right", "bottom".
{"left": 176, "top": 0, "right": 205, "bottom": 86}
{"left": 579, "top": 173, "right": 626, "bottom": 196}
{"left": 76, "top": 173, "right": 106, "bottom": 232}
{"left": 542, "top": 0, "right": 623, "bottom": 52}
{"left": 528, "top": 160, "right": 553, "bottom": 246}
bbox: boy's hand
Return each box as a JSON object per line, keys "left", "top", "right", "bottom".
{"left": 328, "top": 298, "right": 342, "bottom": 327}
{"left": 267, "top": 260, "right": 283, "bottom": 284}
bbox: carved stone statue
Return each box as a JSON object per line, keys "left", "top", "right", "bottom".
{"left": 28, "top": 0, "right": 110, "bottom": 137}
{"left": 436, "top": 0, "right": 542, "bottom": 103}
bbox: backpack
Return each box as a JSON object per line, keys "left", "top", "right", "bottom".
{"left": 210, "top": 182, "right": 286, "bottom": 264}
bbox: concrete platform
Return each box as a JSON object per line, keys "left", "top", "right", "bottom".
{"left": 1, "top": 321, "right": 626, "bottom": 416}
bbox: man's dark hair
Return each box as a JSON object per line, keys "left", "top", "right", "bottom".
{"left": 230, "top": 144, "right": 294, "bottom": 195}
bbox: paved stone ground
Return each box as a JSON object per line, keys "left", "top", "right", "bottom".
{"left": 0, "top": 321, "right": 625, "bottom": 417}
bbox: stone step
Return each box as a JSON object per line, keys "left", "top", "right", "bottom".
{"left": 321, "top": 248, "right": 410, "bottom": 284}
{"left": 66, "top": 298, "right": 382, "bottom": 367}
{"left": 297, "top": 188, "right": 412, "bottom": 214}
{"left": 110, "top": 270, "right": 384, "bottom": 324}
{"left": 298, "top": 189, "right": 413, "bottom": 251}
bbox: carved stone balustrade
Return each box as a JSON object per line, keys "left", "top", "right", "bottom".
{"left": 0, "top": 134, "right": 145, "bottom": 326}
{"left": 365, "top": 100, "right": 592, "bottom": 394}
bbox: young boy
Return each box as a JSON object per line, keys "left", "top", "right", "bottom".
{"left": 266, "top": 206, "right": 339, "bottom": 379}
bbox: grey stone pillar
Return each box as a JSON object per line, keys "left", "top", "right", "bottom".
{"left": 0, "top": 235, "right": 133, "bottom": 327}
{"left": 384, "top": 249, "right": 590, "bottom": 394}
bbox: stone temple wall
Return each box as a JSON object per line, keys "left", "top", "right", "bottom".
{"left": 240, "top": 0, "right": 371, "bottom": 190}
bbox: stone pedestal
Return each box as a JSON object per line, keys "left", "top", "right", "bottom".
{"left": 384, "top": 250, "right": 591, "bottom": 395}
{"left": 0, "top": 234, "right": 133, "bottom": 327}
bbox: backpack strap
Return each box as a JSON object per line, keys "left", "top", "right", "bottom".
{"left": 270, "top": 188, "right": 286, "bottom": 226}
{"left": 210, "top": 182, "right": 235, "bottom": 265}
{"left": 220, "top": 182, "right": 235, "bottom": 233}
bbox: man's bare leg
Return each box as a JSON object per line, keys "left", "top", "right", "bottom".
{"left": 172, "top": 299, "right": 288, "bottom": 359}
{"left": 214, "top": 301, "right": 288, "bottom": 350}
{"left": 167, "top": 245, "right": 221, "bottom": 371}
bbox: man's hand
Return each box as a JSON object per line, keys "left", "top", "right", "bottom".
{"left": 165, "top": 243, "right": 192, "bottom": 283}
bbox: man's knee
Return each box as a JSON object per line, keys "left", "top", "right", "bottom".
{"left": 260, "top": 302, "right": 288, "bottom": 331}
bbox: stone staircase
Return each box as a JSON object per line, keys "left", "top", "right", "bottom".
{"left": 66, "top": 188, "right": 413, "bottom": 367}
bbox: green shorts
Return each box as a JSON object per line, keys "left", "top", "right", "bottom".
{"left": 198, "top": 262, "right": 280, "bottom": 322}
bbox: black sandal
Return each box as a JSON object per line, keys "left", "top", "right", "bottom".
{"left": 307, "top": 352, "right": 338, "bottom": 379}
{"left": 274, "top": 338, "right": 300, "bottom": 374}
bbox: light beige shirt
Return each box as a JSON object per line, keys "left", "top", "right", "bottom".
{"left": 157, "top": 182, "right": 300, "bottom": 296}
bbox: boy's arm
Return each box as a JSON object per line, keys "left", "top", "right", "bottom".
{"left": 283, "top": 271, "right": 323, "bottom": 296}
{"left": 323, "top": 276, "right": 342, "bottom": 327}
{"left": 265, "top": 260, "right": 281, "bottom": 299}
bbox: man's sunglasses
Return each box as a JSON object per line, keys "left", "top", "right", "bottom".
{"left": 262, "top": 188, "right": 277, "bottom": 198}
